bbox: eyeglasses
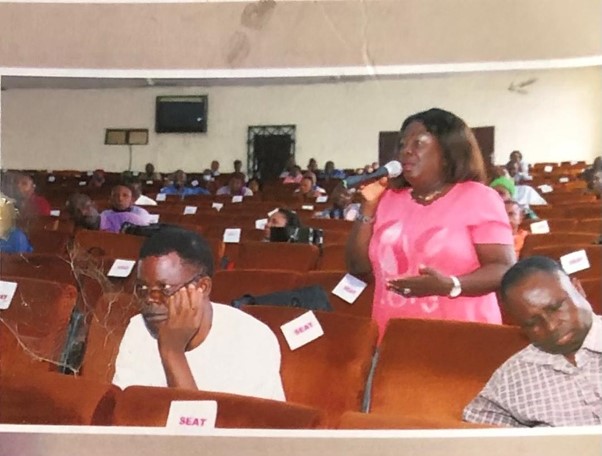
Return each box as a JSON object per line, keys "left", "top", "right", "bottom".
{"left": 134, "top": 273, "right": 204, "bottom": 299}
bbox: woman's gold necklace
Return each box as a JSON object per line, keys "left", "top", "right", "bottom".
{"left": 411, "top": 186, "right": 445, "bottom": 203}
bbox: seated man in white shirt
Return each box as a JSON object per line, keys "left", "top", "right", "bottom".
{"left": 463, "top": 256, "right": 601, "bottom": 427}
{"left": 112, "top": 227, "right": 285, "bottom": 401}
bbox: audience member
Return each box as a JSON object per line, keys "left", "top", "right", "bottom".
{"left": 307, "top": 158, "right": 319, "bottom": 174}
{"left": 295, "top": 175, "right": 326, "bottom": 199}
{"left": 0, "top": 194, "right": 33, "bottom": 253}
{"left": 129, "top": 180, "right": 157, "bottom": 206}
{"left": 160, "top": 170, "right": 209, "bottom": 197}
{"left": 233, "top": 159, "right": 243, "bottom": 174}
{"left": 319, "top": 160, "right": 346, "bottom": 180}
{"left": 489, "top": 176, "right": 516, "bottom": 202}
{"left": 140, "top": 163, "right": 161, "bottom": 182}
{"left": 15, "top": 174, "right": 51, "bottom": 218}
{"left": 112, "top": 227, "right": 285, "bottom": 400}
{"left": 247, "top": 177, "right": 262, "bottom": 194}
{"left": 65, "top": 193, "right": 101, "bottom": 230}
{"left": 88, "top": 169, "right": 106, "bottom": 189}
{"left": 346, "top": 108, "right": 515, "bottom": 338}
{"left": 316, "top": 187, "right": 359, "bottom": 220}
{"left": 505, "top": 200, "right": 529, "bottom": 259}
{"left": 464, "top": 256, "right": 601, "bottom": 427}
{"left": 283, "top": 165, "right": 303, "bottom": 184}
{"left": 216, "top": 174, "right": 253, "bottom": 197}
{"left": 592, "top": 169, "right": 602, "bottom": 199}
{"left": 508, "top": 150, "right": 531, "bottom": 182}
{"left": 263, "top": 208, "right": 302, "bottom": 241}
{"left": 99, "top": 184, "right": 150, "bottom": 233}
{"left": 210, "top": 160, "right": 220, "bottom": 177}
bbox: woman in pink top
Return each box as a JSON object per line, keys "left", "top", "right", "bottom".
{"left": 346, "top": 108, "right": 515, "bottom": 339}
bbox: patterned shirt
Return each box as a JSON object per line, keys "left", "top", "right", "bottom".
{"left": 463, "top": 315, "right": 602, "bottom": 427}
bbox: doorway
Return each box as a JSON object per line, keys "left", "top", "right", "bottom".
{"left": 247, "top": 125, "right": 296, "bottom": 181}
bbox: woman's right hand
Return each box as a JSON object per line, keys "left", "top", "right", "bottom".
{"left": 359, "top": 177, "right": 389, "bottom": 213}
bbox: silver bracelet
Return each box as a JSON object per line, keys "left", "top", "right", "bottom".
{"left": 355, "top": 213, "right": 375, "bottom": 224}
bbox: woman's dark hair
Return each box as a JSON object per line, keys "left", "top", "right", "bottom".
{"left": 400, "top": 108, "right": 486, "bottom": 184}
{"left": 276, "top": 208, "right": 301, "bottom": 229}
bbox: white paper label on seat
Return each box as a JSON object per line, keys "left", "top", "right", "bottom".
{"left": 166, "top": 401, "right": 217, "bottom": 431}
{"left": 107, "top": 259, "right": 136, "bottom": 278}
{"left": 281, "top": 311, "right": 324, "bottom": 351}
{"left": 560, "top": 250, "right": 590, "bottom": 275}
{"left": 255, "top": 218, "right": 268, "bottom": 230}
{"left": 191, "top": 180, "right": 199, "bottom": 187}
{"left": 48, "top": 176, "right": 56, "bottom": 182}
{"left": 530, "top": 220, "right": 550, "bottom": 234}
{"left": 538, "top": 184, "right": 553, "bottom": 194}
{"left": 316, "top": 196, "right": 328, "bottom": 203}
{"left": 0, "top": 281, "right": 18, "bottom": 310}
{"left": 232, "top": 195, "right": 243, "bottom": 203}
{"left": 148, "top": 214, "right": 160, "bottom": 224}
{"left": 558, "top": 177, "right": 569, "bottom": 183}
{"left": 79, "top": 181, "right": 87, "bottom": 186}
{"left": 155, "top": 193, "right": 167, "bottom": 201}
{"left": 267, "top": 208, "right": 279, "bottom": 217}
{"left": 544, "top": 165, "right": 553, "bottom": 172}
{"left": 87, "top": 171, "right": 94, "bottom": 176}
{"left": 301, "top": 205, "right": 314, "bottom": 211}
{"left": 345, "top": 207, "right": 359, "bottom": 221}
{"left": 570, "top": 161, "right": 578, "bottom": 165}
{"left": 50, "top": 210, "right": 61, "bottom": 217}
{"left": 146, "top": 180, "right": 154, "bottom": 185}
{"left": 212, "top": 202, "right": 224, "bottom": 211}
{"left": 223, "top": 228, "right": 241, "bottom": 244}
{"left": 183, "top": 206, "right": 198, "bottom": 215}
{"left": 332, "top": 274, "right": 368, "bottom": 304}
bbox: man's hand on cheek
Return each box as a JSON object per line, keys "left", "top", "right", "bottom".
{"left": 158, "top": 284, "right": 205, "bottom": 353}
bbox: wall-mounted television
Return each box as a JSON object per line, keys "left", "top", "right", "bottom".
{"left": 155, "top": 95, "right": 208, "bottom": 133}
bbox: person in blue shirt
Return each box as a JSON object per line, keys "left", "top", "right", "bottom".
{"left": 160, "top": 170, "right": 210, "bottom": 197}
{"left": 0, "top": 194, "right": 33, "bottom": 254}
{"left": 319, "top": 161, "right": 346, "bottom": 180}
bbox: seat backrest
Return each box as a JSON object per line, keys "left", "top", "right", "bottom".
{"left": 0, "top": 253, "right": 77, "bottom": 285}
{"left": 302, "top": 270, "right": 373, "bottom": 318}
{"left": 316, "top": 244, "right": 347, "bottom": 271}
{"left": 0, "top": 370, "right": 118, "bottom": 425}
{"left": 73, "top": 230, "right": 144, "bottom": 259}
{"left": 243, "top": 305, "right": 378, "bottom": 427}
{"left": 236, "top": 242, "right": 320, "bottom": 272}
{"left": 211, "top": 269, "right": 303, "bottom": 305}
{"left": 0, "top": 277, "right": 79, "bottom": 373}
{"left": 26, "top": 229, "right": 72, "bottom": 255}
{"left": 79, "top": 293, "right": 139, "bottom": 382}
{"left": 112, "top": 385, "right": 322, "bottom": 429}
{"left": 579, "top": 277, "right": 602, "bottom": 315}
{"left": 520, "top": 232, "right": 599, "bottom": 258}
{"left": 370, "top": 318, "right": 529, "bottom": 420}
{"left": 528, "top": 244, "right": 602, "bottom": 280}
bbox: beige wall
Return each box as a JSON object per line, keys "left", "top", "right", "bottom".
{"left": 0, "top": 0, "right": 600, "bottom": 70}
{"left": 1, "top": 67, "right": 600, "bottom": 173}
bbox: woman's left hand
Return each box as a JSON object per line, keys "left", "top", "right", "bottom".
{"left": 386, "top": 266, "right": 454, "bottom": 298}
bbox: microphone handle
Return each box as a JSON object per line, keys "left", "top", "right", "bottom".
{"left": 343, "top": 168, "right": 388, "bottom": 189}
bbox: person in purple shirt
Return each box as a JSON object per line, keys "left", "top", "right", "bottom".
{"left": 100, "top": 184, "right": 150, "bottom": 233}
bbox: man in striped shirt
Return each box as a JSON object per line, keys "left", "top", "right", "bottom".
{"left": 463, "top": 256, "right": 601, "bottom": 427}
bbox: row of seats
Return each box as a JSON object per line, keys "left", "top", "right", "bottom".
{"left": 1, "top": 309, "right": 529, "bottom": 429}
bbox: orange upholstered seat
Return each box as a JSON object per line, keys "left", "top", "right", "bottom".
{"left": 520, "top": 232, "right": 598, "bottom": 258}
{"left": 316, "top": 244, "right": 347, "bottom": 271}
{"left": 74, "top": 230, "right": 144, "bottom": 259}
{"left": 112, "top": 385, "right": 323, "bottom": 429}
{"left": 369, "top": 319, "right": 529, "bottom": 421}
{"left": 0, "top": 277, "right": 79, "bottom": 373}
{"left": 0, "top": 370, "right": 118, "bottom": 425}
{"left": 243, "top": 305, "right": 378, "bottom": 427}
{"left": 527, "top": 244, "right": 601, "bottom": 280}
{"left": 337, "top": 411, "right": 493, "bottom": 429}
{"left": 211, "top": 269, "right": 303, "bottom": 305}
{"left": 235, "top": 242, "right": 320, "bottom": 272}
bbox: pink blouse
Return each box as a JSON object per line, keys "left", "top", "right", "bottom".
{"left": 368, "top": 181, "right": 513, "bottom": 338}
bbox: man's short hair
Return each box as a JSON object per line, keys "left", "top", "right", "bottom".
{"left": 139, "top": 227, "right": 215, "bottom": 277}
{"left": 500, "top": 256, "right": 564, "bottom": 302}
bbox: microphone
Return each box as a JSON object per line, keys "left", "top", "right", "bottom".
{"left": 342, "top": 161, "right": 403, "bottom": 189}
